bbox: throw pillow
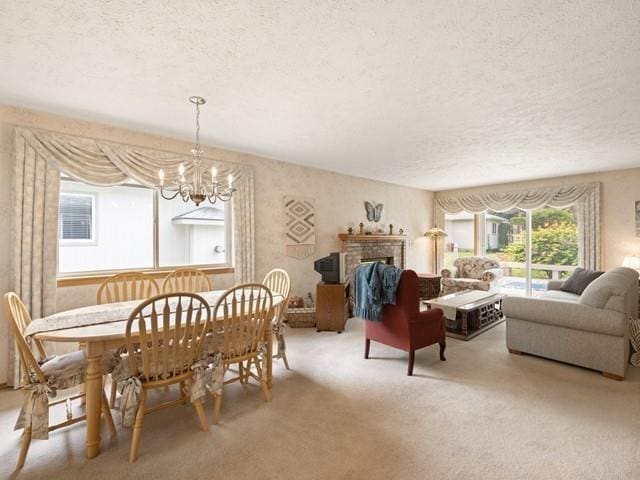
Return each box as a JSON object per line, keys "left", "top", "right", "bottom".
{"left": 561, "top": 268, "right": 604, "bottom": 296}
{"left": 630, "top": 319, "right": 640, "bottom": 367}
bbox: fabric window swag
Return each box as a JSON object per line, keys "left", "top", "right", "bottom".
{"left": 10, "top": 127, "right": 256, "bottom": 386}
{"left": 433, "top": 182, "right": 601, "bottom": 270}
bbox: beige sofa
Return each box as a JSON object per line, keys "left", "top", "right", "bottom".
{"left": 503, "top": 267, "right": 638, "bottom": 380}
{"left": 441, "top": 256, "right": 503, "bottom": 295}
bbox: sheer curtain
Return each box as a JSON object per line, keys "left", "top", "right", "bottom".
{"left": 9, "top": 127, "right": 256, "bottom": 385}
{"left": 434, "top": 182, "right": 601, "bottom": 271}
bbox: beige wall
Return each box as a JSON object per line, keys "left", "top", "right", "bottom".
{"left": 435, "top": 168, "right": 640, "bottom": 270}
{"left": 0, "top": 105, "right": 434, "bottom": 383}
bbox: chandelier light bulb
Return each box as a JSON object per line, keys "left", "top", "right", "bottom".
{"left": 158, "top": 169, "right": 164, "bottom": 185}
{"left": 178, "top": 163, "right": 185, "bottom": 175}
{"left": 228, "top": 174, "right": 233, "bottom": 188}
{"left": 211, "top": 166, "right": 217, "bottom": 179}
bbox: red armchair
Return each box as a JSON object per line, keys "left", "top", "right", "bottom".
{"left": 364, "top": 270, "right": 446, "bottom": 375}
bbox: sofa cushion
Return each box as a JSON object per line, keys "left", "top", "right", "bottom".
{"left": 542, "top": 289, "right": 580, "bottom": 303}
{"left": 503, "top": 296, "right": 627, "bottom": 336}
{"left": 560, "top": 268, "right": 603, "bottom": 295}
{"left": 579, "top": 267, "right": 638, "bottom": 311}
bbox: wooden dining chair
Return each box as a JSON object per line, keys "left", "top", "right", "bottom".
{"left": 3, "top": 292, "right": 116, "bottom": 470}
{"left": 162, "top": 268, "right": 212, "bottom": 294}
{"left": 97, "top": 271, "right": 160, "bottom": 407}
{"left": 211, "top": 284, "right": 273, "bottom": 424}
{"left": 97, "top": 271, "right": 160, "bottom": 304}
{"left": 262, "top": 268, "right": 292, "bottom": 369}
{"left": 125, "top": 293, "right": 211, "bottom": 462}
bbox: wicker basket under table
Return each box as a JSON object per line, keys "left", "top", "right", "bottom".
{"left": 286, "top": 307, "right": 316, "bottom": 328}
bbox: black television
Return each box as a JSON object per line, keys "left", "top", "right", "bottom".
{"left": 314, "top": 252, "right": 347, "bottom": 284}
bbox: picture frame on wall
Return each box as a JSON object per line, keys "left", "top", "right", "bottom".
{"left": 635, "top": 201, "right": 640, "bottom": 237}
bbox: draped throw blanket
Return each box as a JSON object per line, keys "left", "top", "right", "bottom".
{"left": 434, "top": 182, "right": 601, "bottom": 271}
{"left": 10, "top": 127, "right": 256, "bottom": 385}
{"left": 354, "top": 262, "right": 403, "bottom": 321}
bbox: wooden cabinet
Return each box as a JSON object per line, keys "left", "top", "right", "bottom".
{"left": 316, "top": 282, "right": 350, "bottom": 332}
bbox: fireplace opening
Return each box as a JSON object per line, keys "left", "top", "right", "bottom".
{"left": 360, "top": 256, "right": 394, "bottom": 265}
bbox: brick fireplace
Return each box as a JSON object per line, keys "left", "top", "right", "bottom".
{"left": 338, "top": 234, "right": 407, "bottom": 285}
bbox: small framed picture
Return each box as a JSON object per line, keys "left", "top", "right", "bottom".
{"left": 635, "top": 201, "right": 640, "bottom": 237}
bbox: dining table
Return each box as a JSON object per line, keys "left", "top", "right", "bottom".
{"left": 24, "top": 290, "right": 284, "bottom": 459}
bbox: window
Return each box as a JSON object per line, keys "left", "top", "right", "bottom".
{"left": 443, "top": 212, "right": 477, "bottom": 269}
{"left": 443, "top": 205, "right": 580, "bottom": 296}
{"left": 57, "top": 177, "right": 232, "bottom": 275}
{"left": 529, "top": 206, "right": 578, "bottom": 296}
{"left": 483, "top": 206, "right": 578, "bottom": 297}
{"left": 59, "top": 193, "right": 95, "bottom": 242}
{"left": 485, "top": 209, "right": 527, "bottom": 295}
{"left": 158, "top": 198, "right": 229, "bottom": 267}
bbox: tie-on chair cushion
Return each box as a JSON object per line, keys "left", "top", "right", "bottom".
{"left": 17, "top": 350, "right": 89, "bottom": 440}
{"left": 37, "top": 350, "right": 88, "bottom": 391}
{"left": 110, "top": 348, "right": 221, "bottom": 428}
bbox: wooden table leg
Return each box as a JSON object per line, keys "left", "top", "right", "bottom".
{"left": 79, "top": 342, "right": 87, "bottom": 406}
{"left": 85, "top": 343, "right": 104, "bottom": 459}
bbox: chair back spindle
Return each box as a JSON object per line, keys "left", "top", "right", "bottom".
{"left": 3, "top": 293, "right": 48, "bottom": 386}
{"left": 162, "top": 268, "right": 212, "bottom": 294}
{"left": 125, "top": 293, "right": 211, "bottom": 383}
{"left": 214, "top": 284, "right": 273, "bottom": 359}
{"left": 97, "top": 272, "right": 160, "bottom": 305}
{"left": 262, "top": 268, "right": 291, "bottom": 321}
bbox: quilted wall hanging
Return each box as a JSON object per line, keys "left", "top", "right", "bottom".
{"left": 284, "top": 196, "right": 316, "bottom": 259}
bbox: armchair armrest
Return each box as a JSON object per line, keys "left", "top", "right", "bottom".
{"left": 412, "top": 308, "right": 444, "bottom": 324}
{"left": 482, "top": 268, "right": 503, "bottom": 282}
{"left": 503, "top": 296, "right": 626, "bottom": 337}
{"left": 546, "top": 280, "right": 564, "bottom": 291}
{"left": 441, "top": 267, "right": 458, "bottom": 279}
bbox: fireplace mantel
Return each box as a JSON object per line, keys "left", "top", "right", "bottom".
{"left": 339, "top": 233, "right": 407, "bottom": 284}
{"left": 338, "top": 234, "right": 407, "bottom": 241}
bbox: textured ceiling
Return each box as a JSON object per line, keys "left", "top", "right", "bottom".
{"left": 1, "top": 1, "right": 640, "bottom": 190}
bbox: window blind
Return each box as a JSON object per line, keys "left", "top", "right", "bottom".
{"left": 59, "top": 194, "right": 93, "bottom": 240}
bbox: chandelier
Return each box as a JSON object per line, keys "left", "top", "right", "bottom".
{"left": 158, "top": 96, "right": 235, "bottom": 206}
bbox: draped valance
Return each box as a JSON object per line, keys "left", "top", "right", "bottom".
{"left": 14, "top": 127, "right": 255, "bottom": 284}
{"left": 17, "top": 127, "right": 252, "bottom": 189}
{"left": 436, "top": 182, "right": 600, "bottom": 213}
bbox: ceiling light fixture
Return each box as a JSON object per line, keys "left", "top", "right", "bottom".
{"left": 158, "top": 96, "right": 235, "bottom": 206}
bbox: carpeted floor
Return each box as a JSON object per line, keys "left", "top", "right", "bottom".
{"left": 1, "top": 319, "right": 638, "bottom": 480}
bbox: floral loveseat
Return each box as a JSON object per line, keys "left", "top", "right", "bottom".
{"left": 441, "top": 256, "right": 504, "bottom": 295}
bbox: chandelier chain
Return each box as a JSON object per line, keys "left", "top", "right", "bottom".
{"left": 194, "top": 102, "right": 201, "bottom": 155}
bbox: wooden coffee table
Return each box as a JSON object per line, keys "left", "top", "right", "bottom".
{"left": 423, "top": 291, "right": 505, "bottom": 341}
